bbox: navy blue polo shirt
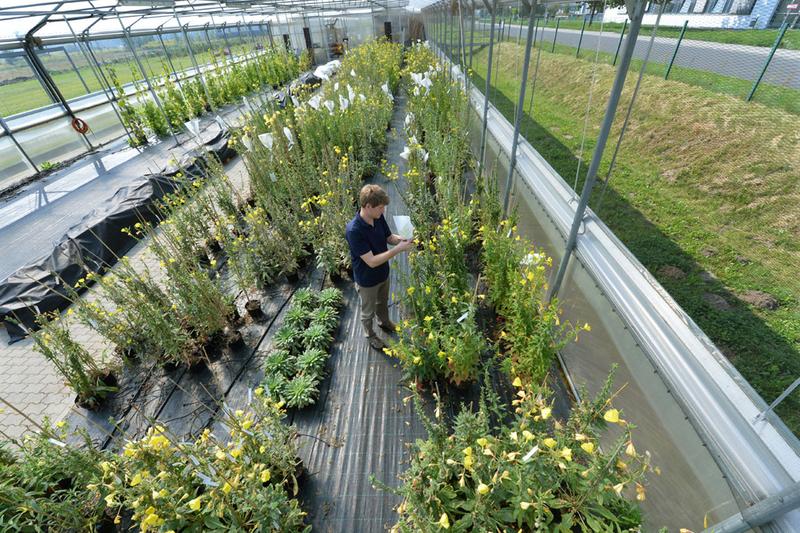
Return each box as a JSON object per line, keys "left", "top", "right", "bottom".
{"left": 345, "top": 211, "right": 392, "bottom": 287}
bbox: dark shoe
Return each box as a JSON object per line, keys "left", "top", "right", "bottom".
{"left": 378, "top": 320, "right": 397, "bottom": 333}
{"left": 367, "top": 335, "right": 386, "bottom": 351}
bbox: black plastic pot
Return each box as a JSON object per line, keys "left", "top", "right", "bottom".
{"left": 245, "top": 299, "right": 263, "bottom": 320}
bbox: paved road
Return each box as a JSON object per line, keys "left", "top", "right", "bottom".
{"left": 466, "top": 22, "right": 800, "bottom": 89}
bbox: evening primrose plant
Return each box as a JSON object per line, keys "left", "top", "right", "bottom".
{"left": 384, "top": 374, "right": 652, "bottom": 532}
{"left": 482, "top": 220, "right": 589, "bottom": 383}
{"left": 0, "top": 421, "right": 108, "bottom": 531}
{"left": 98, "top": 396, "right": 308, "bottom": 532}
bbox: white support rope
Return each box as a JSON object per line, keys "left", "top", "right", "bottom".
{"left": 572, "top": 0, "right": 608, "bottom": 191}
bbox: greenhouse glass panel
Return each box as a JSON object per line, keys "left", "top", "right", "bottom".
{"left": 0, "top": 134, "right": 35, "bottom": 190}
{"left": 16, "top": 116, "right": 86, "bottom": 168}
{"left": 0, "top": 52, "right": 53, "bottom": 118}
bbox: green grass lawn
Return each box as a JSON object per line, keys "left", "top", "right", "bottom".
{"left": 469, "top": 42, "right": 800, "bottom": 435}
{"left": 481, "top": 16, "right": 800, "bottom": 50}
{"left": 438, "top": 27, "right": 800, "bottom": 115}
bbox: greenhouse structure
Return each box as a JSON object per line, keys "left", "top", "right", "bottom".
{"left": 0, "top": 0, "right": 798, "bottom": 531}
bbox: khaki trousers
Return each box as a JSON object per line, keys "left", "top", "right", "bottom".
{"left": 355, "top": 278, "right": 391, "bottom": 337}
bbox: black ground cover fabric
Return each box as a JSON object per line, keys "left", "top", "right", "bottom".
{"left": 0, "top": 128, "right": 236, "bottom": 342}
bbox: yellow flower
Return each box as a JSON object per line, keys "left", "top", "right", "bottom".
{"left": 130, "top": 472, "right": 143, "bottom": 487}
{"left": 438, "top": 512, "right": 450, "bottom": 529}
{"left": 559, "top": 447, "right": 572, "bottom": 461}
{"left": 613, "top": 482, "right": 625, "bottom": 496}
{"left": 476, "top": 437, "right": 489, "bottom": 448}
{"left": 581, "top": 442, "right": 595, "bottom": 454}
{"left": 522, "top": 430, "right": 534, "bottom": 441}
{"left": 254, "top": 387, "right": 264, "bottom": 396}
{"left": 477, "top": 482, "right": 490, "bottom": 495}
{"left": 261, "top": 469, "right": 271, "bottom": 482}
{"left": 222, "top": 482, "right": 232, "bottom": 494}
{"left": 412, "top": 356, "right": 422, "bottom": 365}
{"left": 509, "top": 431, "right": 518, "bottom": 441}
{"left": 463, "top": 454, "right": 474, "bottom": 470}
{"left": 540, "top": 407, "right": 552, "bottom": 420}
{"left": 230, "top": 447, "right": 242, "bottom": 458}
{"left": 423, "top": 315, "right": 433, "bottom": 322}
{"left": 603, "top": 409, "right": 620, "bottom": 424}
{"left": 406, "top": 286, "right": 415, "bottom": 296}
{"left": 520, "top": 501, "right": 531, "bottom": 510}
{"left": 542, "top": 438, "right": 557, "bottom": 449}
{"left": 512, "top": 377, "right": 523, "bottom": 388}
{"left": 425, "top": 286, "right": 431, "bottom": 294}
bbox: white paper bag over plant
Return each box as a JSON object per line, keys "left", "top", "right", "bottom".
{"left": 338, "top": 94, "right": 349, "bottom": 111}
{"left": 347, "top": 84, "right": 356, "bottom": 103}
{"left": 307, "top": 94, "right": 322, "bottom": 110}
{"left": 323, "top": 100, "right": 335, "bottom": 114}
{"left": 258, "top": 132, "right": 274, "bottom": 150}
{"left": 283, "top": 127, "right": 294, "bottom": 150}
{"left": 185, "top": 118, "right": 201, "bottom": 140}
{"left": 381, "top": 83, "right": 393, "bottom": 101}
{"left": 241, "top": 135, "right": 253, "bottom": 152}
{"left": 393, "top": 215, "right": 414, "bottom": 240}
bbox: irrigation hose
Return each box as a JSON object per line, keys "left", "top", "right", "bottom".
{"left": 71, "top": 117, "right": 90, "bottom": 134}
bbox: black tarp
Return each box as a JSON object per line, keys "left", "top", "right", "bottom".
{"left": 0, "top": 128, "right": 238, "bottom": 342}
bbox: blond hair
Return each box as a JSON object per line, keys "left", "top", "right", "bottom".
{"left": 359, "top": 184, "right": 390, "bottom": 208}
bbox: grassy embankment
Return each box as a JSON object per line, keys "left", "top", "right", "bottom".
{"left": 470, "top": 42, "right": 800, "bottom": 433}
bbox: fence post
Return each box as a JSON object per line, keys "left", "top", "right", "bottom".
{"left": 612, "top": 17, "right": 627, "bottom": 65}
{"left": 747, "top": 20, "right": 789, "bottom": 101}
{"left": 552, "top": 17, "right": 561, "bottom": 52}
{"left": 576, "top": 16, "right": 587, "bottom": 57}
{"left": 503, "top": 6, "right": 538, "bottom": 216}
{"left": 664, "top": 19, "right": 687, "bottom": 79}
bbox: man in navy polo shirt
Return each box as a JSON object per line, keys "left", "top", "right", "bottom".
{"left": 345, "top": 184, "right": 413, "bottom": 351}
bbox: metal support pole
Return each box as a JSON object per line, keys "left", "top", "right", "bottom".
{"left": 458, "top": 0, "right": 468, "bottom": 71}
{"left": 67, "top": 20, "right": 131, "bottom": 144}
{"left": 502, "top": 4, "right": 538, "bottom": 216}
{"left": 478, "top": 0, "right": 498, "bottom": 177}
{"left": 612, "top": 18, "right": 627, "bottom": 65}
{"left": 747, "top": 20, "right": 789, "bottom": 101}
{"left": 176, "top": 16, "right": 216, "bottom": 112}
{"left": 547, "top": 0, "right": 646, "bottom": 302}
{"left": 77, "top": 28, "right": 135, "bottom": 146}
{"left": 576, "top": 16, "right": 587, "bottom": 57}
{"left": 754, "top": 376, "right": 800, "bottom": 424}
{"left": 23, "top": 22, "right": 94, "bottom": 151}
{"left": 63, "top": 47, "right": 91, "bottom": 94}
{"left": 157, "top": 28, "right": 183, "bottom": 91}
{"left": 0, "top": 117, "right": 38, "bottom": 174}
{"left": 117, "top": 15, "right": 179, "bottom": 145}
{"left": 552, "top": 17, "right": 560, "bottom": 52}
{"left": 701, "top": 483, "right": 800, "bottom": 533}
{"left": 468, "top": 0, "right": 476, "bottom": 70}
{"left": 664, "top": 19, "right": 687, "bottom": 79}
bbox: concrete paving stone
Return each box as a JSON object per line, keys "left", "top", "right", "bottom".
{"left": 1, "top": 148, "right": 250, "bottom": 441}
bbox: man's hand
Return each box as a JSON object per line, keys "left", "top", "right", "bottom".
{"left": 395, "top": 239, "right": 414, "bottom": 252}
